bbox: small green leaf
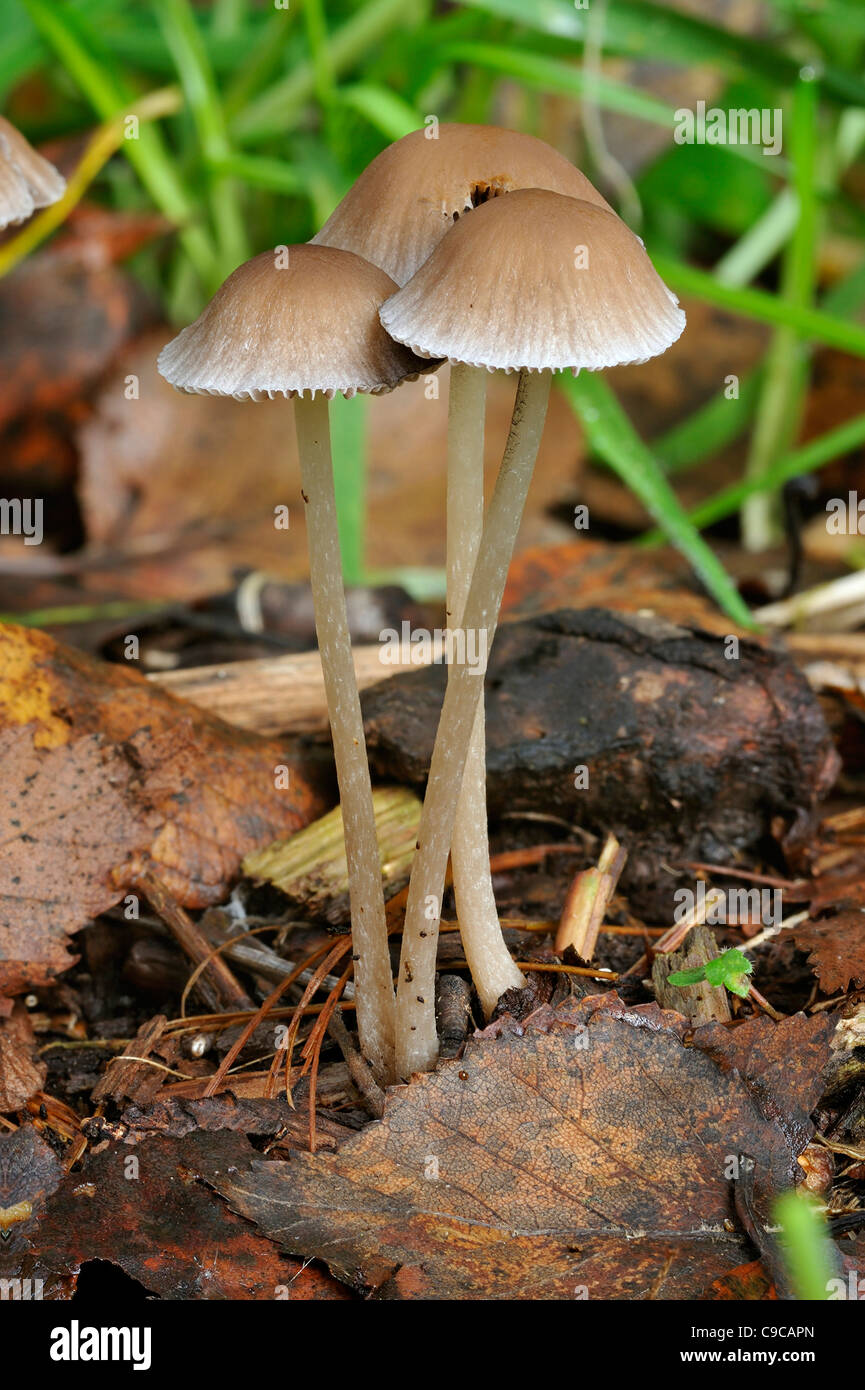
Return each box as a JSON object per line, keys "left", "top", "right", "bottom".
{"left": 667, "top": 965, "right": 709, "bottom": 988}
{"left": 668, "top": 948, "right": 753, "bottom": 998}
{"left": 705, "top": 948, "right": 754, "bottom": 997}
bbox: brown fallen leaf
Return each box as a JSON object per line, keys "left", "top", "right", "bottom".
{"left": 501, "top": 536, "right": 740, "bottom": 635}
{"left": 787, "top": 912, "right": 865, "bottom": 995}
{"left": 0, "top": 1005, "right": 46, "bottom": 1111}
{"left": 15, "top": 1130, "right": 351, "bottom": 1300}
{"left": 89, "top": 1092, "right": 349, "bottom": 1152}
{"left": 0, "top": 1124, "right": 63, "bottom": 1248}
{"left": 0, "top": 623, "right": 328, "bottom": 994}
{"left": 0, "top": 246, "right": 154, "bottom": 432}
{"left": 215, "top": 994, "right": 821, "bottom": 1300}
{"left": 709, "top": 1258, "right": 776, "bottom": 1301}
{"left": 692, "top": 1011, "right": 836, "bottom": 1156}
{"left": 77, "top": 352, "right": 581, "bottom": 600}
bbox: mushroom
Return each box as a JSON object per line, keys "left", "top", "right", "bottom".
{"left": 379, "top": 189, "right": 686, "bottom": 1076}
{"left": 314, "top": 124, "right": 614, "bottom": 1020}
{"left": 158, "top": 244, "right": 431, "bottom": 1084}
{"left": 0, "top": 116, "right": 65, "bottom": 230}
{"left": 312, "top": 122, "right": 612, "bottom": 287}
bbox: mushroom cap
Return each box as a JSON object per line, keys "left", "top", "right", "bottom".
{"left": 379, "top": 189, "right": 686, "bottom": 374}
{"left": 157, "top": 243, "right": 431, "bottom": 400}
{"left": 311, "top": 123, "right": 612, "bottom": 286}
{"left": 0, "top": 116, "right": 66, "bottom": 230}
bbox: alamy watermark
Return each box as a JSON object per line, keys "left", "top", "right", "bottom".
{"left": 826, "top": 492, "right": 865, "bottom": 534}
{"left": 674, "top": 882, "right": 783, "bottom": 927}
{"left": 379, "top": 621, "right": 488, "bottom": 675}
{"left": 674, "top": 101, "right": 783, "bottom": 158}
{"left": 0, "top": 498, "right": 42, "bottom": 545}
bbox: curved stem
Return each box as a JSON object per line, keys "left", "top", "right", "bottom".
{"left": 447, "top": 364, "right": 525, "bottom": 1017}
{"left": 395, "top": 369, "right": 552, "bottom": 1077}
{"left": 295, "top": 393, "right": 395, "bottom": 1085}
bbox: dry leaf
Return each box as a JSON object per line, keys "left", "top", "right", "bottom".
{"left": 788, "top": 911, "right": 865, "bottom": 995}
{"left": 77, "top": 353, "right": 582, "bottom": 600}
{"left": 0, "top": 1006, "right": 46, "bottom": 1110}
{"left": 0, "top": 247, "right": 153, "bottom": 431}
{"left": 0, "top": 623, "right": 328, "bottom": 993}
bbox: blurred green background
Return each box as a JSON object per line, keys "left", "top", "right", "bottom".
{"left": 5, "top": 0, "right": 865, "bottom": 623}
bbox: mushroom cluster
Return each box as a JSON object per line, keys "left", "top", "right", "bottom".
{"left": 159, "top": 123, "right": 685, "bottom": 1085}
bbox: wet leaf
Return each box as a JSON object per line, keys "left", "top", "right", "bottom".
{"left": 692, "top": 1011, "right": 835, "bottom": 1156}
{"left": 215, "top": 995, "right": 823, "bottom": 1300}
{"left": 0, "top": 1124, "right": 62, "bottom": 1243}
{"left": 15, "top": 1130, "right": 350, "bottom": 1300}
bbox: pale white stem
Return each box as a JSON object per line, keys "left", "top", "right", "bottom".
{"left": 395, "top": 369, "right": 553, "bottom": 1077}
{"left": 295, "top": 393, "right": 395, "bottom": 1085}
{"left": 447, "top": 364, "right": 525, "bottom": 1017}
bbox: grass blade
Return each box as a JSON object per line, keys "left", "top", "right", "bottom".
{"left": 438, "top": 41, "right": 672, "bottom": 126}
{"left": 461, "top": 0, "right": 865, "bottom": 105}
{"left": 560, "top": 372, "right": 754, "bottom": 627}
{"left": 642, "top": 411, "right": 865, "bottom": 540}
{"left": 232, "top": 0, "right": 425, "bottom": 142}
{"left": 653, "top": 370, "right": 764, "bottom": 475}
{"left": 741, "top": 75, "right": 820, "bottom": 549}
{"left": 329, "top": 393, "right": 369, "bottom": 588}
{"left": 154, "top": 0, "right": 250, "bottom": 279}
{"left": 21, "top": 0, "right": 218, "bottom": 286}
{"left": 339, "top": 84, "right": 422, "bottom": 141}
{"left": 652, "top": 255, "right": 865, "bottom": 357}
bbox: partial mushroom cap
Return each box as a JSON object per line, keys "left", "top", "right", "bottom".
{"left": 379, "top": 189, "right": 686, "bottom": 374}
{"left": 0, "top": 116, "right": 66, "bottom": 230}
{"left": 312, "top": 123, "right": 612, "bottom": 286}
{"left": 158, "top": 244, "right": 431, "bottom": 400}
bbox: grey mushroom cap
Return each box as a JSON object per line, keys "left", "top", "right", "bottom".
{"left": 0, "top": 116, "right": 66, "bottom": 230}
{"left": 379, "top": 189, "right": 686, "bottom": 374}
{"left": 312, "top": 123, "right": 613, "bottom": 287}
{"left": 158, "top": 243, "right": 434, "bottom": 401}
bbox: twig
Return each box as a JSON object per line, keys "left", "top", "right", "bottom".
{"left": 326, "top": 1009, "right": 386, "bottom": 1118}
{"left": 446, "top": 959, "right": 618, "bottom": 980}
{"left": 747, "top": 983, "right": 786, "bottom": 1020}
{"left": 135, "top": 866, "right": 253, "bottom": 1014}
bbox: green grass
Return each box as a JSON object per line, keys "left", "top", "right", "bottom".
{"left": 6, "top": 0, "right": 865, "bottom": 619}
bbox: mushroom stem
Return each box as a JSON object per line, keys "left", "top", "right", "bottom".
{"left": 396, "top": 368, "right": 552, "bottom": 1076}
{"left": 446, "top": 364, "right": 525, "bottom": 1017}
{"left": 294, "top": 392, "right": 396, "bottom": 1085}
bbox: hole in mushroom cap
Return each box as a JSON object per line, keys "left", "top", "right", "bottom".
{"left": 451, "top": 179, "right": 511, "bottom": 223}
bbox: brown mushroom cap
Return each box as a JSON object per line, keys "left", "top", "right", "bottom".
{"left": 158, "top": 243, "right": 431, "bottom": 400}
{"left": 0, "top": 116, "right": 66, "bottom": 229}
{"left": 379, "top": 189, "right": 686, "bottom": 374}
{"left": 312, "top": 123, "right": 612, "bottom": 287}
